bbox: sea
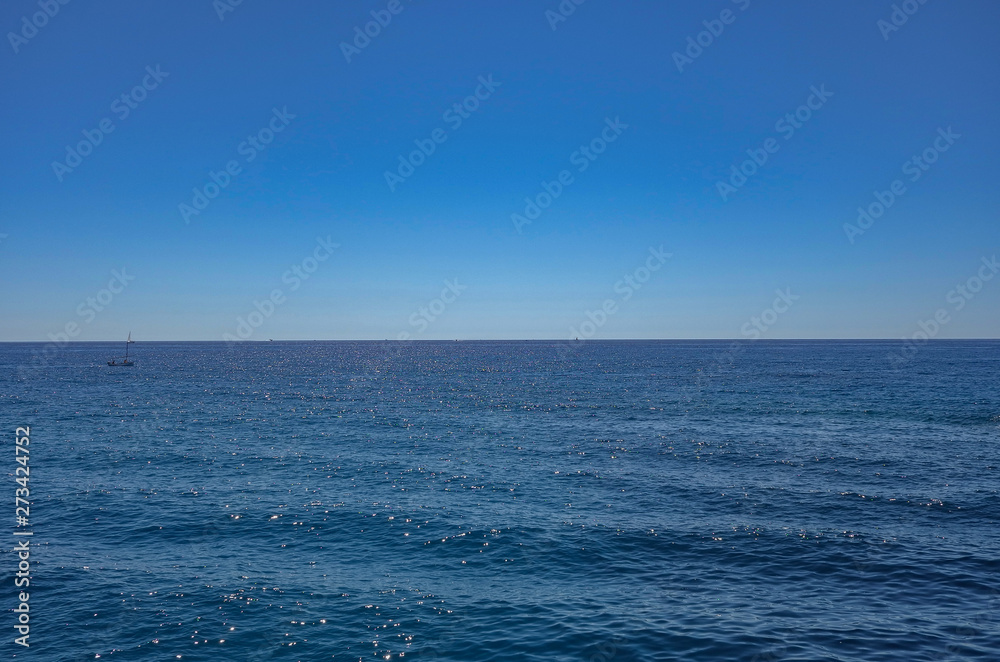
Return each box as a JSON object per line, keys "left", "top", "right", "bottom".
{"left": 1, "top": 340, "right": 998, "bottom": 661}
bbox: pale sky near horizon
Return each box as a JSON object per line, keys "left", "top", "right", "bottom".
{"left": 2, "top": 0, "right": 998, "bottom": 341}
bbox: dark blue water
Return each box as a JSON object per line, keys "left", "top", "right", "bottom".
{"left": 2, "top": 341, "right": 998, "bottom": 661}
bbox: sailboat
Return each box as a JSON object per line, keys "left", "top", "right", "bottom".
{"left": 107, "top": 332, "right": 135, "bottom": 366}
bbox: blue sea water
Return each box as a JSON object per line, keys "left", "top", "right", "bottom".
{"left": 1, "top": 340, "right": 998, "bottom": 661}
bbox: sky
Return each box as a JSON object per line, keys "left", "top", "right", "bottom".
{"left": 1, "top": 0, "right": 998, "bottom": 341}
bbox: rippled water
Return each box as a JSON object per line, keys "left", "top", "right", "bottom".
{"left": 2, "top": 340, "right": 998, "bottom": 661}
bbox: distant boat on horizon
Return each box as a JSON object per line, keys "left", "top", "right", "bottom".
{"left": 107, "top": 332, "right": 135, "bottom": 366}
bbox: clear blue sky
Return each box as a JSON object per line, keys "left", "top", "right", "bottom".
{"left": 2, "top": 0, "right": 998, "bottom": 341}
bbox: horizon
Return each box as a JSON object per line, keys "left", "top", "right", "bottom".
{"left": 3, "top": 1, "right": 999, "bottom": 342}
{"left": 7, "top": 337, "right": 1000, "bottom": 343}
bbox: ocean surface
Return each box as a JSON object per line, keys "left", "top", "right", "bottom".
{"left": 2, "top": 340, "right": 998, "bottom": 661}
